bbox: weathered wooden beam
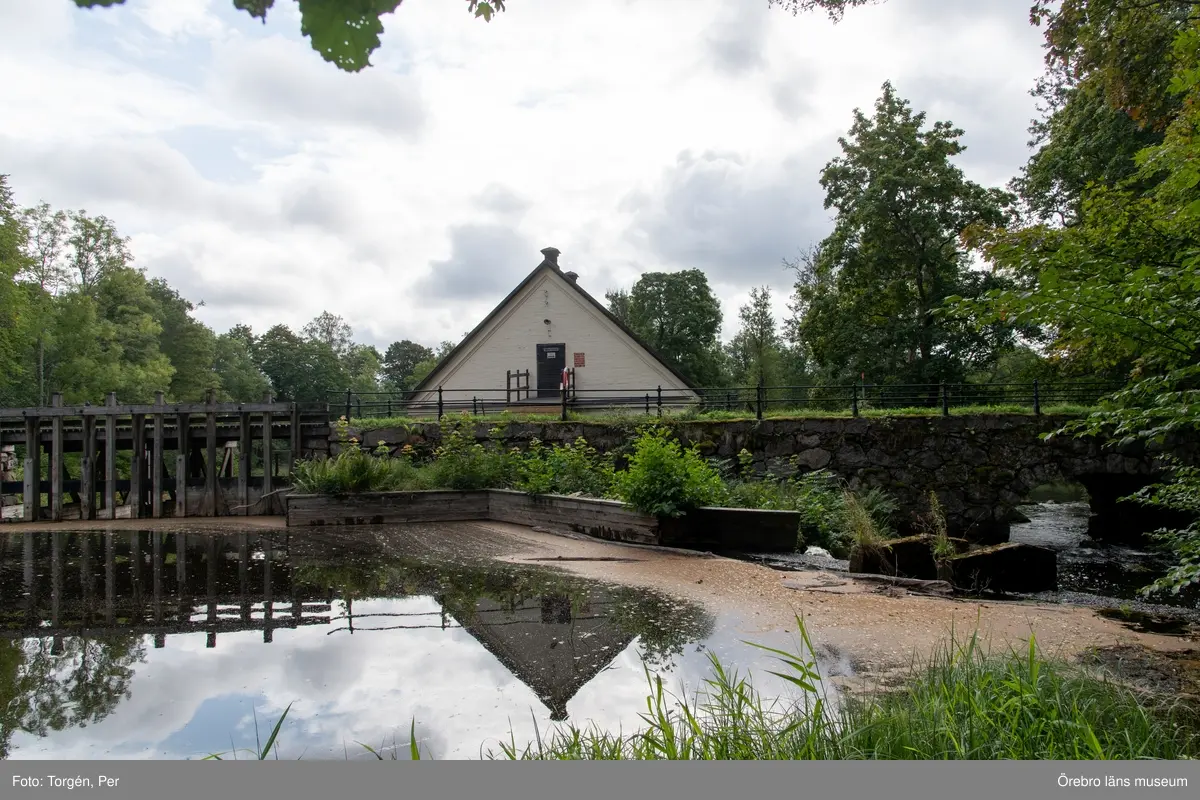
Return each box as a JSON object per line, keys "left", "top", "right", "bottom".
{"left": 23, "top": 416, "right": 40, "bottom": 522}
{"left": 262, "top": 393, "right": 274, "bottom": 514}
{"left": 104, "top": 393, "right": 117, "bottom": 519}
{"left": 130, "top": 413, "right": 145, "bottom": 518}
{"left": 50, "top": 394, "right": 63, "bottom": 521}
{"left": 239, "top": 412, "right": 251, "bottom": 516}
{"left": 80, "top": 416, "right": 95, "bottom": 520}
{"left": 290, "top": 403, "right": 301, "bottom": 476}
{"left": 175, "top": 413, "right": 190, "bottom": 518}
{"left": 152, "top": 393, "right": 165, "bottom": 519}
{"left": 205, "top": 389, "right": 217, "bottom": 517}
{"left": 0, "top": 401, "right": 295, "bottom": 418}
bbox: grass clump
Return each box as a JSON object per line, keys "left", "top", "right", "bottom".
{"left": 496, "top": 622, "right": 1199, "bottom": 761}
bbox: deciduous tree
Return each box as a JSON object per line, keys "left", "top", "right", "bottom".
{"left": 790, "top": 83, "right": 1015, "bottom": 388}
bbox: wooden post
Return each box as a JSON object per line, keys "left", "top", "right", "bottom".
{"left": 50, "top": 394, "right": 63, "bottom": 521}
{"left": 104, "top": 393, "right": 117, "bottom": 519}
{"left": 23, "top": 416, "right": 40, "bottom": 522}
{"left": 262, "top": 393, "right": 274, "bottom": 515}
{"left": 81, "top": 414, "right": 95, "bottom": 520}
{"left": 175, "top": 413, "right": 190, "bottom": 517}
{"left": 289, "top": 403, "right": 301, "bottom": 478}
{"left": 205, "top": 389, "right": 217, "bottom": 517}
{"left": 238, "top": 412, "right": 251, "bottom": 516}
{"left": 152, "top": 392, "right": 165, "bottom": 518}
{"left": 130, "top": 413, "right": 146, "bottom": 518}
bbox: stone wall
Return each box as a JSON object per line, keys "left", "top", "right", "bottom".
{"left": 342, "top": 415, "right": 1196, "bottom": 543}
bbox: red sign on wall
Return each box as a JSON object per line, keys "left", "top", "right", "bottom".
{"left": 574, "top": 352, "right": 586, "bottom": 367}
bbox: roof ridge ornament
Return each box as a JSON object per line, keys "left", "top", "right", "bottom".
{"left": 539, "top": 247, "right": 561, "bottom": 268}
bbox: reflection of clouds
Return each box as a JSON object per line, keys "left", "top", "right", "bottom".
{"left": 9, "top": 602, "right": 835, "bottom": 761}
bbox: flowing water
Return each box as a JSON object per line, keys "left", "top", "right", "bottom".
{"left": 0, "top": 525, "right": 832, "bottom": 761}
{"left": 745, "top": 501, "right": 1200, "bottom": 627}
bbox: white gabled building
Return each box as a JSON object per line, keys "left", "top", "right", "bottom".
{"left": 408, "top": 247, "right": 698, "bottom": 414}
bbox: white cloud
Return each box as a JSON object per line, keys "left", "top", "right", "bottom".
{"left": 0, "top": 0, "right": 1046, "bottom": 350}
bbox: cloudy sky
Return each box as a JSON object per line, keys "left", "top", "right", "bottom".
{"left": 0, "top": 0, "right": 1045, "bottom": 350}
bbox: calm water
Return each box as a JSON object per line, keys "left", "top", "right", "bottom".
{"left": 0, "top": 526, "right": 824, "bottom": 760}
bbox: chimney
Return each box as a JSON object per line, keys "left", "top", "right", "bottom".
{"left": 563, "top": 271, "right": 578, "bottom": 284}
{"left": 539, "top": 247, "right": 561, "bottom": 269}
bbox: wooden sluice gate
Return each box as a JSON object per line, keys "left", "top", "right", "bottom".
{"left": 0, "top": 391, "right": 330, "bottom": 522}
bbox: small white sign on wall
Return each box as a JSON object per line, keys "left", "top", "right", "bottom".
{"left": 547, "top": 351, "right": 556, "bottom": 358}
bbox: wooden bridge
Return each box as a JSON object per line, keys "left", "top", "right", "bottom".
{"left": 0, "top": 391, "right": 330, "bottom": 522}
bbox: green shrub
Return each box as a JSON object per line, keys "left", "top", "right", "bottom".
{"left": 515, "top": 437, "right": 615, "bottom": 497}
{"left": 610, "top": 425, "right": 727, "bottom": 517}
{"left": 423, "top": 418, "right": 516, "bottom": 491}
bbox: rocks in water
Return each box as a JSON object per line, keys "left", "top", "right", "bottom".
{"left": 947, "top": 543, "right": 1058, "bottom": 594}
{"left": 848, "top": 536, "right": 1058, "bottom": 593}
{"left": 848, "top": 535, "right": 968, "bottom": 581}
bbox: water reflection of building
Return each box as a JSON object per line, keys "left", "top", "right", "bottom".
{"left": 0, "top": 531, "right": 332, "bottom": 648}
{"left": 445, "top": 594, "right": 636, "bottom": 721}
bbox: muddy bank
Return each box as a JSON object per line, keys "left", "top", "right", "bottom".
{"left": 448, "top": 521, "right": 1198, "bottom": 682}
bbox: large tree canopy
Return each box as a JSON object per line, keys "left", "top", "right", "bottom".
{"left": 789, "top": 83, "right": 1015, "bottom": 387}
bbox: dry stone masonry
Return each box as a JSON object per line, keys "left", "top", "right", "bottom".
{"left": 344, "top": 414, "right": 1197, "bottom": 545}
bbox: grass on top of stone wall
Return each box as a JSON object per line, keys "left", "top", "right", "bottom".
{"left": 342, "top": 403, "right": 1096, "bottom": 431}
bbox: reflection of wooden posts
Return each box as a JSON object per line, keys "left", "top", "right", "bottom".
{"left": 130, "top": 413, "right": 146, "bottom": 517}
{"left": 104, "top": 393, "right": 117, "bottom": 517}
{"left": 206, "top": 536, "right": 217, "bottom": 648}
{"left": 130, "top": 531, "right": 142, "bottom": 607}
{"left": 51, "top": 532, "right": 63, "bottom": 630}
{"left": 23, "top": 416, "right": 40, "bottom": 522}
{"left": 239, "top": 533, "right": 251, "bottom": 622}
{"left": 238, "top": 414, "right": 251, "bottom": 516}
{"left": 81, "top": 533, "right": 93, "bottom": 624}
{"left": 175, "top": 413, "right": 190, "bottom": 517}
{"left": 262, "top": 394, "right": 274, "bottom": 514}
{"left": 175, "top": 533, "right": 187, "bottom": 588}
{"left": 105, "top": 532, "right": 115, "bottom": 625}
{"left": 175, "top": 533, "right": 189, "bottom": 621}
{"left": 23, "top": 532, "right": 35, "bottom": 618}
{"left": 51, "top": 393, "right": 64, "bottom": 520}
{"left": 152, "top": 393, "right": 165, "bottom": 518}
{"left": 81, "top": 414, "right": 96, "bottom": 520}
{"left": 205, "top": 389, "right": 217, "bottom": 517}
{"left": 263, "top": 543, "right": 274, "bottom": 643}
{"left": 153, "top": 531, "right": 163, "bottom": 626}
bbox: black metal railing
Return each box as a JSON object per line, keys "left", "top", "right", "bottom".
{"left": 325, "top": 380, "right": 1121, "bottom": 424}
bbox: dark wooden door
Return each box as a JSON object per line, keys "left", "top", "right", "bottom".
{"left": 536, "top": 343, "right": 566, "bottom": 397}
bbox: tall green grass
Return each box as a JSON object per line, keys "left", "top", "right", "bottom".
{"left": 211, "top": 621, "right": 1197, "bottom": 761}
{"left": 496, "top": 621, "right": 1198, "bottom": 760}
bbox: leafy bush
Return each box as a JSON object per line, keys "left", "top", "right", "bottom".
{"left": 515, "top": 437, "right": 615, "bottom": 497}
{"left": 422, "top": 418, "right": 516, "bottom": 491}
{"left": 610, "top": 425, "right": 728, "bottom": 517}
